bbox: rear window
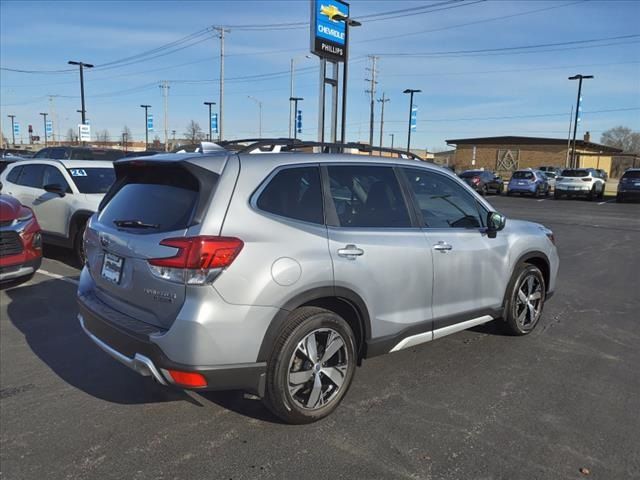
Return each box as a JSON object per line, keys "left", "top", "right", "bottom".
{"left": 512, "top": 171, "right": 534, "bottom": 180}
{"left": 98, "top": 165, "right": 207, "bottom": 233}
{"left": 459, "top": 171, "right": 481, "bottom": 178}
{"left": 67, "top": 168, "right": 115, "bottom": 193}
{"left": 561, "top": 169, "right": 589, "bottom": 177}
{"left": 622, "top": 170, "right": 640, "bottom": 179}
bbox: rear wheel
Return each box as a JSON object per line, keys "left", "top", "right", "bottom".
{"left": 598, "top": 184, "right": 605, "bottom": 200}
{"left": 616, "top": 193, "right": 624, "bottom": 203}
{"left": 264, "top": 307, "right": 357, "bottom": 424}
{"left": 480, "top": 184, "right": 488, "bottom": 196}
{"left": 588, "top": 185, "right": 596, "bottom": 201}
{"left": 74, "top": 223, "right": 87, "bottom": 267}
{"left": 503, "top": 264, "right": 546, "bottom": 336}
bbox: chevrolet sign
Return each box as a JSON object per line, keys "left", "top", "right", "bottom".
{"left": 310, "top": 0, "right": 349, "bottom": 62}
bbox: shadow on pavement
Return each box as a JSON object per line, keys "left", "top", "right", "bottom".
{"left": 42, "top": 244, "right": 80, "bottom": 270}
{"left": 199, "top": 390, "right": 284, "bottom": 424}
{"left": 4, "top": 278, "right": 196, "bottom": 406}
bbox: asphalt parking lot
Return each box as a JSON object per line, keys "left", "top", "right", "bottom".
{"left": 1, "top": 196, "right": 639, "bottom": 480}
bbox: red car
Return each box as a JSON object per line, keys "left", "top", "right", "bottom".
{"left": 0, "top": 193, "right": 42, "bottom": 286}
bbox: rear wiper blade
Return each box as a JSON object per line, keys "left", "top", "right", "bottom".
{"left": 113, "top": 219, "right": 159, "bottom": 229}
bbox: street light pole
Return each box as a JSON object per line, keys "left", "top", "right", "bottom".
{"left": 333, "top": 15, "right": 361, "bottom": 144}
{"left": 204, "top": 101, "right": 216, "bottom": 141}
{"left": 68, "top": 61, "right": 94, "bottom": 125}
{"left": 568, "top": 74, "right": 594, "bottom": 169}
{"left": 140, "top": 104, "right": 151, "bottom": 149}
{"left": 377, "top": 92, "right": 389, "bottom": 155}
{"left": 39, "top": 112, "right": 48, "bottom": 147}
{"left": 248, "top": 96, "right": 263, "bottom": 137}
{"left": 403, "top": 88, "right": 421, "bottom": 152}
{"left": 7, "top": 115, "right": 16, "bottom": 146}
{"left": 389, "top": 133, "right": 394, "bottom": 149}
{"left": 290, "top": 97, "right": 303, "bottom": 140}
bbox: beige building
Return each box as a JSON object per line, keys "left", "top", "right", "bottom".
{"left": 445, "top": 134, "right": 626, "bottom": 177}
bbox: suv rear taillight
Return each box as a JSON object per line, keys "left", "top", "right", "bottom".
{"left": 581, "top": 177, "right": 593, "bottom": 182}
{"left": 472, "top": 177, "right": 480, "bottom": 184}
{"left": 148, "top": 236, "right": 243, "bottom": 285}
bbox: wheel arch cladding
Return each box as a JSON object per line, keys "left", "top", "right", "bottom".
{"left": 256, "top": 287, "right": 371, "bottom": 364}
{"left": 70, "top": 210, "right": 94, "bottom": 240}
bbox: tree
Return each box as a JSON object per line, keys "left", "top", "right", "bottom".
{"left": 66, "top": 128, "right": 76, "bottom": 142}
{"left": 600, "top": 126, "right": 640, "bottom": 153}
{"left": 96, "top": 129, "right": 110, "bottom": 145}
{"left": 184, "top": 120, "right": 204, "bottom": 143}
{"left": 121, "top": 125, "right": 132, "bottom": 143}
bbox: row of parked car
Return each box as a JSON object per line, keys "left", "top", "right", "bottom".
{"left": 457, "top": 165, "right": 634, "bottom": 202}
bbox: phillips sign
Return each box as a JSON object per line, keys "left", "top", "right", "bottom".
{"left": 310, "top": 0, "right": 349, "bottom": 62}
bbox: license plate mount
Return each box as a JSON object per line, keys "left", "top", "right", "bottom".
{"left": 101, "top": 252, "right": 124, "bottom": 284}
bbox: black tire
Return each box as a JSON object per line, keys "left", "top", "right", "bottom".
{"left": 264, "top": 306, "right": 357, "bottom": 424}
{"left": 74, "top": 223, "right": 87, "bottom": 267}
{"left": 534, "top": 186, "right": 541, "bottom": 198}
{"left": 616, "top": 194, "right": 624, "bottom": 203}
{"left": 554, "top": 191, "right": 561, "bottom": 199}
{"left": 598, "top": 184, "right": 605, "bottom": 200}
{"left": 506, "top": 190, "right": 513, "bottom": 197}
{"left": 503, "top": 264, "right": 546, "bottom": 336}
{"left": 588, "top": 186, "right": 596, "bottom": 201}
{"left": 498, "top": 184, "right": 504, "bottom": 195}
{"left": 480, "top": 184, "right": 488, "bottom": 196}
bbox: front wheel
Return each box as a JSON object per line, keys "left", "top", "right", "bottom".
{"left": 503, "top": 264, "right": 546, "bottom": 336}
{"left": 264, "top": 307, "right": 357, "bottom": 424}
{"left": 616, "top": 194, "right": 624, "bottom": 203}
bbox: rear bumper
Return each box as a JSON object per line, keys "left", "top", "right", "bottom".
{"left": 555, "top": 187, "right": 591, "bottom": 196}
{"left": 77, "top": 294, "right": 266, "bottom": 396}
{"left": 508, "top": 184, "right": 536, "bottom": 193}
{"left": 0, "top": 256, "right": 41, "bottom": 283}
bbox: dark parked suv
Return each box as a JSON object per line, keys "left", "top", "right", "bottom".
{"left": 458, "top": 170, "right": 503, "bottom": 195}
{"left": 617, "top": 168, "right": 640, "bottom": 202}
{"left": 34, "top": 146, "right": 125, "bottom": 161}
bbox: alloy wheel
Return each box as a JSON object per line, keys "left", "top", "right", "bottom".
{"left": 514, "top": 274, "right": 543, "bottom": 329}
{"left": 287, "top": 328, "right": 349, "bottom": 410}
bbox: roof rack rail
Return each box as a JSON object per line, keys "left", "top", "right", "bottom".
{"left": 218, "top": 138, "right": 425, "bottom": 161}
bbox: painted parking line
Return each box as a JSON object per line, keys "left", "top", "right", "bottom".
{"left": 537, "top": 199, "right": 546, "bottom": 202}
{"left": 36, "top": 269, "right": 79, "bottom": 286}
{"left": 598, "top": 199, "right": 616, "bottom": 205}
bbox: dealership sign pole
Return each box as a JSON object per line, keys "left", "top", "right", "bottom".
{"left": 311, "top": 0, "right": 350, "bottom": 144}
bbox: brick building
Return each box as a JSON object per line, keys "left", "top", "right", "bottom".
{"left": 445, "top": 134, "right": 626, "bottom": 178}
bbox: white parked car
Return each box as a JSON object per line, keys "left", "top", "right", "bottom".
{"left": 0, "top": 159, "right": 115, "bottom": 263}
{"left": 554, "top": 168, "right": 605, "bottom": 201}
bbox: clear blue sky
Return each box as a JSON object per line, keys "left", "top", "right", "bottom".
{"left": 1, "top": 0, "right": 639, "bottom": 150}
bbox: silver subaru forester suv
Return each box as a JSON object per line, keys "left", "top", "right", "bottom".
{"left": 77, "top": 147, "right": 559, "bottom": 424}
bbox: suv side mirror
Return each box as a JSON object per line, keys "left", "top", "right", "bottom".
{"left": 486, "top": 211, "right": 506, "bottom": 239}
{"left": 44, "top": 183, "right": 66, "bottom": 197}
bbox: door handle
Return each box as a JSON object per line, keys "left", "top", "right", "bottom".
{"left": 337, "top": 244, "right": 364, "bottom": 258}
{"left": 433, "top": 241, "right": 452, "bottom": 252}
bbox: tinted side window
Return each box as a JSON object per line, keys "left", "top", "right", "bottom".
{"left": 327, "top": 165, "right": 411, "bottom": 228}
{"left": 257, "top": 166, "right": 323, "bottom": 224}
{"left": 34, "top": 148, "right": 50, "bottom": 158}
{"left": 6, "top": 166, "right": 23, "bottom": 183}
{"left": 17, "top": 164, "right": 46, "bottom": 188}
{"left": 48, "top": 148, "right": 68, "bottom": 159}
{"left": 403, "top": 168, "right": 482, "bottom": 229}
{"left": 43, "top": 166, "right": 71, "bottom": 193}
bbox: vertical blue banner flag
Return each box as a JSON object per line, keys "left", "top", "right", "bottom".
{"left": 211, "top": 113, "right": 218, "bottom": 134}
{"left": 147, "top": 114, "right": 154, "bottom": 132}
{"left": 577, "top": 95, "right": 583, "bottom": 124}
{"left": 410, "top": 106, "right": 418, "bottom": 131}
{"left": 296, "top": 110, "right": 303, "bottom": 134}
{"left": 13, "top": 123, "right": 20, "bottom": 136}
{"left": 45, "top": 120, "right": 53, "bottom": 137}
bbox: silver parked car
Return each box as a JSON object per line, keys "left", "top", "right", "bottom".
{"left": 77, "top": 147, "right": 559, "bottom": 424}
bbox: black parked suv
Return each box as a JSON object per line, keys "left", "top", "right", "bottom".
{"left": 459, "top": 170, "right": 503, "bottom": 195}
{"left": 33, "top": 146, "right": 125, "bottom": 161}
{"left": 617, "top": 168, "right": 640, "bottom": 202}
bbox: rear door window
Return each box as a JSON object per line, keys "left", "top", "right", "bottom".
{"left": 17, "top": 164, "right": 45, "bottom": 188}
{"left": 512, "top": 171, "right": 534, "bottom": 180}
{"left": 327, "top": 165, "right": 411, "bottom": 228}
{"left": 98, "top": 165, "right": 205, "bottom": 234}
{"left": 6, "top": 165, "right": 23, "bottom": 183}
{"left": 256, "top": 166, "right": 323, "bottom": 224}
{"left": 67, "top": 168, "right": 115, "bottom": 193}
{"left": 47, "top": 148, "right": 69, "bottom": 159}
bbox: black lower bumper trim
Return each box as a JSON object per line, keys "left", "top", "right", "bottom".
{"left": 78, "top": 296, "right": 266, "bottom": 396}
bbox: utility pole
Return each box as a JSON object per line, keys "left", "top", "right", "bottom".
{"left": 160, "top": 81, "right": 170, "bottom": 151}
{"left": 290, "top": 97, "right": 303, "bottom": 140}
{"left": 213, "top": 27, "right": 230, "bottom": 141}
{"left": 365, "top": 55, "right": 378, "bottom": 150}
{"left": 140, "top": 104, "right": 151, "bottom": 150}
{"left": 403, "top": 88, "right": 421, "bottom": 153}
{"left": 204, "top": 101, "right": 216, "bottom": 141}
{"left": 389, "top": 133, "right": 395, "bottom": 149}
{"left": 568, "top": 74, "right": 594, "bottom": 168}
{"left": 68, "top": 61, "right": 93, "bottom": 126}
{"left": 122, "top": 132, "right": 128, "bottom": 153}
{"left": 7, "top": 115, "right": 16, "bottom": 146}
{"left": 171, "top": 130, "right": 176, "bottom": 148}
{"left": 377, "top": 92, "right": 389, "bottom": 155}
{"left": 39, "top": 112, "right": 48, "bottom": 147}
{"left": 565, "top": 104, "right": 574, "bottom": 168}
{"left": 48, "top": 95, "right": 58, "bottom": 144}
{"left": 247, "top": 96, "right": 263, "bottom": 137}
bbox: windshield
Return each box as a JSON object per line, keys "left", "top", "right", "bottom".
{"left": 544, "top": 172, "right": 557, "bottom": 178}
{"left": 512, "top": 171, "right": 534, "bottom": 180}
{"left": 561, "top": 169, "right": 589, "bottom": 177}
{"left": 622, "top": 170, "right": 640, "bottom": 179}
{"left": 67, "top": 168, "right": 115, "bottom": 193}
